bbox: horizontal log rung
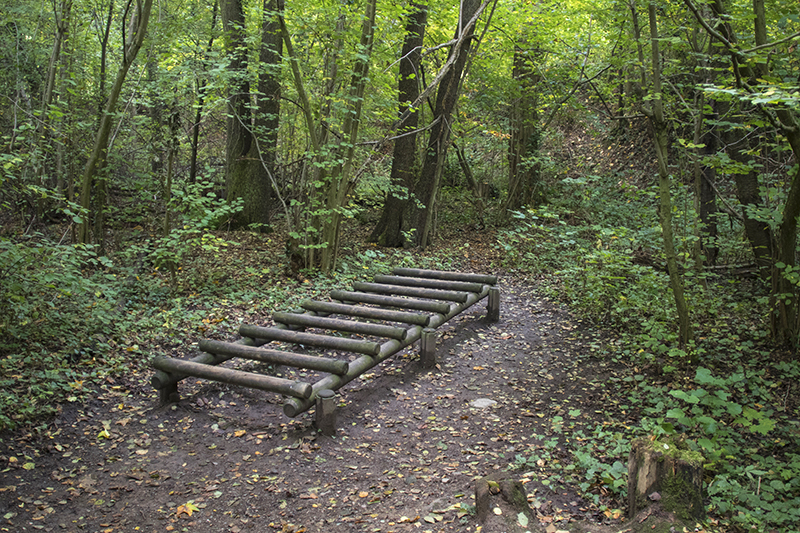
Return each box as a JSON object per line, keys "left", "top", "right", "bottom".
{"left": 392, "top": 267, "right": 497, "bottom": 285}
{"left": 373, "top": 274, "right": 485, "bottom": 293}
{"left": 301, "top": 299, "right": 431, "bottom": 326}
{"left": 199, "top": 339, "right": 349, "bottom": 375}
{"left": 353, "top": 282, "right": 469, "bottom": 303}
{"left": 272, "top": 311, "right": 407, "bottom": 341}
{"left": 152, "top": 356, "right": 312, "bottom": 399}
{"left": 239, "top": 324, "right": 381, "bottom": 356}
{"left": 329, "top": 290, "right": 451, "bottom": 314}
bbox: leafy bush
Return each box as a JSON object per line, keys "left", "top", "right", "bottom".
{"left": 0, "top": 238, "right": 120, "bottom": 427}
{"left": 149, "top": 180, "right": 243, "bottom": 288}
{"left": 502, "top": 168, "right": 800, "bottom": 531}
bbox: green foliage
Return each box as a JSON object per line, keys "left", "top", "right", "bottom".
{"left": 0, "top": 238, "right": 120, "bottom": 427}
{"left": 637, "top": 363, "right": 800, "bottom": 531}
{"left": 150, "top": 181, "right": 243, "bottom": 285}
{"left": 503, "top": 157, "right": 800, "bottom": 530}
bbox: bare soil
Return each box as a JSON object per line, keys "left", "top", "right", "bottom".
{"left": 0, "top": 275, "right": 683, "bottom": 533}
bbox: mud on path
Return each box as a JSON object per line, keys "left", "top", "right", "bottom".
{"left": 1, "top": 278, "right": 626, "bottom": 533}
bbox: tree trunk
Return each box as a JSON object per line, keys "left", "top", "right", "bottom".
{"left": 645, "top": 3, "right": 694, "bottom": 347}
{"left": 78, "top": 0, "right": 153, "bottom": 244}
{"left": 505, "top": 41, "right": 542, "bottom": 214}
{"left": 730, "top": 143, "right": 773, "bottom": 275}
{"left": 771, "top": 114, "right": 800, "bottom": 342}
{"left": 34, "top": 0, "right": 72, "bottom": 216}
{"left": 189, "top": 0, "right": 218, "bottom": 184}
{"left": 369, "top": 3, "right": 427, "bottom": 248}
{"left": 318, "top": 0, "right": 377, "bottom": 273}
{"left": 221, "top": 0, "right": 276, "bottom": 230}
{"left": 255, "top": 0, "right": 282, "bottom": 197}
{"left": 697, "top": 90, "right": 719, "bottom": 267}
{"left": 705, "top": 0, "right": 773, "bottom": 278}
{"left": 410, "top": 0, "right": 481, "bottom": 249}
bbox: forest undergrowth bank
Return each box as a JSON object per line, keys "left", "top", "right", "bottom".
{"left": 1, "top": 120, "right": 799, "bottom": 532}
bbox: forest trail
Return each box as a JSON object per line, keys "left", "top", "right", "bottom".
{"left": 0, "top": 274, "right": 664, "bottom": 533}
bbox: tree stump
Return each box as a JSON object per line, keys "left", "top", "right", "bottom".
{"left": 627, "top": 437, "right": 705, "bottom": 521}
{"left": 475, "top": 471, "right": 540, "bottom": 532}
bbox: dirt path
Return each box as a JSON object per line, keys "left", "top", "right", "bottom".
{"left": 1, "top": 278, "right": 629, "bottom": 533}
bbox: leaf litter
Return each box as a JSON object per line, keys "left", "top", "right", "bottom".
{"left": 0, "top": 270, "right": 641, "bottom": 532}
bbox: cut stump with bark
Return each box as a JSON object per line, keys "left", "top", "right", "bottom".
{"left": 627, "top": 437, "right": 705, "bottom": 521}
{"left": 475, "top": 471, "right": 540, "bottom": 532}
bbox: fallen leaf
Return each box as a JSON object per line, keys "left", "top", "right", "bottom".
{"left": 176, "top": 501, "right": 199, "bottom": 517}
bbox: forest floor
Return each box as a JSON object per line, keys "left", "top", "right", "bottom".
{"left": 0, "top": 239, "right": 692, "bottom": 533}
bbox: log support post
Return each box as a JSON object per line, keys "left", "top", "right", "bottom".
{"left": 315, "top": 389, "right": 337, "bottom": 436}
{"left": 487, "top": 287, "right": 500, "bottom": 322}
{"left": 158, "top": 383, "right": 179, "bottom": 405}
{"left": 420, "top": 328, "right": 437, "bottom": 368}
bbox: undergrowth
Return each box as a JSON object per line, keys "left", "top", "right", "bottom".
{"left": 0, "top": 202, "right": 468, "bottom": 430}
{"left": 498, "top": 172, "right": 800, "bottom": 532}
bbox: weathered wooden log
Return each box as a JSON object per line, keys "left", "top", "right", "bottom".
{"left": 393, "top": 267, "right": 497, "bottom": 285}
{"left": 353, "top": 282, "right": 469, "bottom": 303}
{"left": 152, "top": 356, "right": 312, "bottom": 399}
{"left": 199, "top": 339, "right": 349, "bottom": 375}
{"left": 627, "top": 437, "right": 704, "bottom": 521}
{"left": 151, "top": 335, "right": 268, "bottom": 391}
{"left": 284, "top": 284, "right": 491, "bottom": 417}
{"left": 301, "top": 299, "right": 431, "bottom": 326}
{"left": 488, "top": 287, "right": 500, "bottom": 322}
{"left": 238, "top": 324, "right": 381, "bottom": 356}
{"left": 373, "top": 274, "right": 485, "bottom": 294}
{"left": 272, "top": 311, "right": 407, "bottom": 340}
{"left": 330, "top": 290, "right": 451, "bottom": 314}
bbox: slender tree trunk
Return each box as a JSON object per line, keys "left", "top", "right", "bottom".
{"left": 772, "top": 111, "right": 800, "bottom": 341}
{"left": 78, "top": 0, "right": 153, "bottom": 244}
{"left": 410, "top": 0, "right": 481, "bottom": 249}
{"left": 693, "top": 92, "right": 719, "bottom": 270}
{"left": 645, "top": 3, "right": 694, "bottom": 348}
{"left": 35, "top": 0, "right": 72, "bottom": 215}
{"left": 505, "top": 40, "right": 542, "bottom": 214}
{"left": 189, "top": 0, "right": 218, "bottom": 184}
{"left": 318, "top": 0, "right": 377, "bottom": 273}
{"left": 369, "top": 3, "right": 428, "bottom": 248}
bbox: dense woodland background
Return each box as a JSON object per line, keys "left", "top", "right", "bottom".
{"left": 1, "top": 0, "right": 799, "bottom": 529}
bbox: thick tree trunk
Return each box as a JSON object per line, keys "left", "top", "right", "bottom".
{"left": 255, "top": 0, "right": 282, "bottom": 191}
{"left": 369, "top": 4, "right": 427, "bottom": 248}
{"left": 730, "top": 144, "right": 773, "bottom": 275}
{"left": 410, "top": 0, "right": 481, "bottom": 249}
{"left": 221, "top": 0, "right": 278, "bottom": 230}
{"left": 705, "top": 0, "right": 773, "bottom": 278}
{"left": 772, "top": 111, "right": 800, "bottom": 342}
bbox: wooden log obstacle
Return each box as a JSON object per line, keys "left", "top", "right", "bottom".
{"left": 151, "top": 268, "right": 499, "bottom": 427}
